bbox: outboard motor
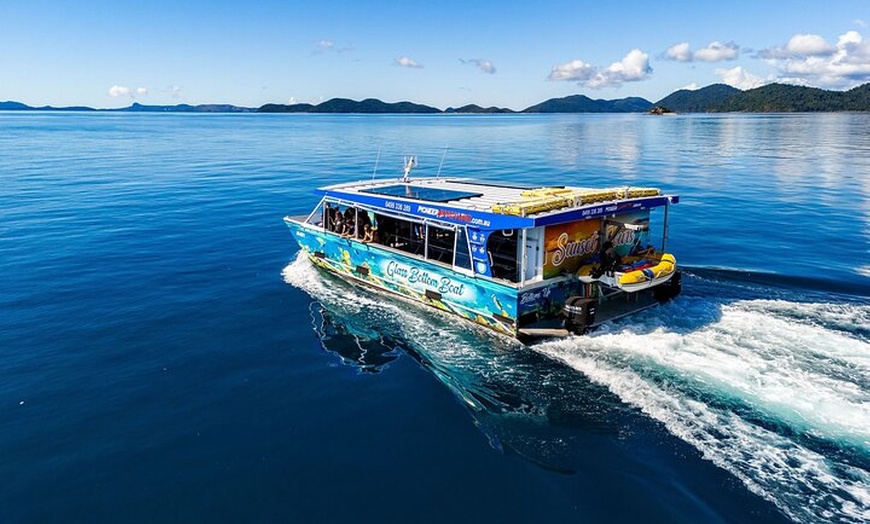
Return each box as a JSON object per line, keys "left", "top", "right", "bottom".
{"left": 654, "top": 270, "right": 682, "bottom": 303}
{"left": 563, "top": 297, "right": 596, "bottom": 335}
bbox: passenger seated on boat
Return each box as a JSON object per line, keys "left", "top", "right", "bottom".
{"left": 361, "top": 224, "right": 375, "bottom": 243}
{"left": 332, "top": 214, "right": 344, "bottom": 235}
{"left": 341, "top": 215, "right": 355, "bottom": 238}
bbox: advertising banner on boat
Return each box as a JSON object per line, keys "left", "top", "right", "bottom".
{"left": 543, "top": 219, "right": 602, "bottom": 278}
{"left": 543, "top": 211, "right": 652, "bottom": 278}
{"left": 608, "top": 210, "right": 653, "bottom": 257}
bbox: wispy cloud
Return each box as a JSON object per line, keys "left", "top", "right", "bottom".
{"left": 394, "top": 56, "right": 423, "bottom": 68}
{"left": 108, "top": 86, "right": 148, "bottom": 98}
{"left": 460, "top": 58, "right": 496, "bottom": 74}
{"left": 548, "top": 49, "right": 652, "bottom": 88}
{"left": 664, "top": 41, "right": 739, "bottom": 62}
{"left": 313, "top": 39, "right": 354, "bottom": 54}
{"left": 756, "top": 31, "right": 870, "bottom": 88}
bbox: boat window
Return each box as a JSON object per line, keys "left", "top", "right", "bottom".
{"left": 378, "top": 215, "right": 424, "bottom": 255}
{"left": 426, "top": 225, "right": 455, "bottom": 264}
{"left": 487, "top": 230, "right": 519, "bottom": 282}
{"left": 321, "top": 202, "right": 339, "bottom": 232}
{"left": 454, "top": 228, "right": 472, "bottom": 270}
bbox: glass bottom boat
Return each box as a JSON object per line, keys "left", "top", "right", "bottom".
{"left": 285, "top": 158, "right": 681, "bottom": 341}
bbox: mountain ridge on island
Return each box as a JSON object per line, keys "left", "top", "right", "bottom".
{"left": 2, "top": 82, "right": 869, "bottom": 114}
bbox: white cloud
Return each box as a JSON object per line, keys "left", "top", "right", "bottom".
{"left": 664, "top": 41, "right": 739, "bottom": 62}
{"left": 394, "top": 56, "right": 423, "bottom": 68}
{"left": 838, "top": 31, "right": 870, "bottom": 62}
{"left": 694, "top": 41, "right": 739, "bottom": 62}
{"left": 789, "top": 34, "right": 837, "bottom": 56}
{"left": 108, "top": 85, "right": 148, "bottom": 98}
{"left": 316, "top": 39, "right": 335, "bottom": 51}
{"left": 665, "top": 42, "right": 692, "bottom": 62}
{"left": 715, "top": 66, "right": 766, "bottom": 90}
{"left": 547, "top": 59, "right": 596, "bottom": 82}
{"left": 460, "top": 58, "right": 496, "bottom": 74}
{"left": 589, "top": 49, "right": 652, "bottom": 88}
{"left": 757, "top": 31, "right": 870, "bottom": 88}
{"left": 548, "top": 49, "right": 651, "bottom": 88}
{"left": 679, "top": 82, "right": 700, "bottom": 91}
{"left": 759, "top": 33, "right": 836, "bottom": 59}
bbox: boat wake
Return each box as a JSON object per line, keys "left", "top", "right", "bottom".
{"left": 535, "top": 275, "right": 870, "bottom": 524}
{"left": 283, "top": 253, "right": 870, "bottom": 523}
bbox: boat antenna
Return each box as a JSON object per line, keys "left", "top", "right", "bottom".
{"left": 372, "top": 147, "right": 381, "bottom": 180}
{"left": 436, "top": 146, "right": 448, "bottom": 178}
{"left": 402, "top": 155, "right": 417, "bottom": 182}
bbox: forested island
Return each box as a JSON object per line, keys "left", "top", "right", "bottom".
{"left": 2, "top": 82, "right": 868, "bottom": 113}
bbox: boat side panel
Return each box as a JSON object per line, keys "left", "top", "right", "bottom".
{"left": 286, "top": 221, "right": 520, "bottom": 336}
{"left": 517, "top": 279, "right": 583, "bottom": 324}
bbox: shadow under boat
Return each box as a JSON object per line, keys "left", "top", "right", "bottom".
{"left": 302, "top": 272, "right": 652, "bottom": 474}
{"left": 309, "top": 302, "right": 400, "bottom": 373}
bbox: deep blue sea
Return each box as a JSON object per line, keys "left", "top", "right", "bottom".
{"left": 1, "top": 112, "right": 868, "bottom": 524}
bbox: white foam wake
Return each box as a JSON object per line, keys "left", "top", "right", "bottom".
{"left": 535, "top": 296, "right": 870, "bottom": 523}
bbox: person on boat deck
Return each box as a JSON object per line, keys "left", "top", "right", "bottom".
{"left": 341, "top": 215, "right": 356, "bottom": 238}
{"left": 323, "top": 202, "right": 335, "bottom": 231}
{"left": 332, "top": 213, "right": 344, "bottom": 235}
{"left": 361, "top": 223, "right": 375, "bottom": 243}
{"left": 358, "top": 209, "right": 372, "bottom": 233}
{"left": 339, "top": 208, "right": 354, "bottom": 236}
{"left": 600, "top": 241, "right": 622, "bottom": 276}
{"left": 629, "top": 239, "right": 655, "bottom": 257}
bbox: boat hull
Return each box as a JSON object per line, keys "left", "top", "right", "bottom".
{"left": 285, "top": 219, "right": 522, "bottom": 336}
{"left": 285, "top": 220, "right": 679, "bottom": 341}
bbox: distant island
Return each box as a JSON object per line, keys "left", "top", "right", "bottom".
{"left": 3, "top": 82, "right": 869, "bottom": 114}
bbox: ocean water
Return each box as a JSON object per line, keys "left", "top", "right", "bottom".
{"left": 1, "top": 111, "right": 868, "bottom": 523}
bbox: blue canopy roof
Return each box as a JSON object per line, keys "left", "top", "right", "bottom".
{"left": 316, "top": 178, "right": 678, "bottom": 232}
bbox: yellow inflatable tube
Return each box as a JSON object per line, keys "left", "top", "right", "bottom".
{"left": 618, "top": 253, "right": 676, "bottom": 285}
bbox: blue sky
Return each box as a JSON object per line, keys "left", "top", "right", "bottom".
{"left": 2, "top": 0, "right": 868, "bottom": 110}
